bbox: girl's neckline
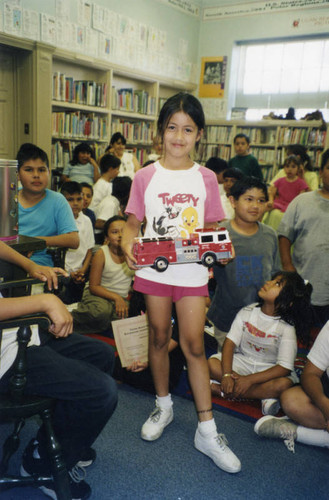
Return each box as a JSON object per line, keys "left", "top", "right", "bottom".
{"left": 157, "top": 159, "right": 196, "bottom": 171}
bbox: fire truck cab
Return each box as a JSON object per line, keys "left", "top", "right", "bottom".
{"left": 133, "top": 228, "right": 232, "bottom": 272}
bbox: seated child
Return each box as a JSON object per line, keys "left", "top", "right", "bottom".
{"left": 17, "top": 143, "right": 78, "bottom": 266}
{"left": 221, "top": 167, "right": 244, "bottom": 219}
{"left": 72, "top": 216, "right": 134, "bottom": 335}
{"left": 228, "top": 133, "right": 263, "bottom": 180}
{"left": 263, "top": 155, "right": 309, "bottom": 231}
{"left": 113, "top": 291, "right": 185, "bottom": 394}
{"left": 254, "top": 319, "right": 329, "bottom": 453}
{"left": 205, "top": 156, "right": 228, "bottom": 196}
{"left": 208, "top": 272, "right": 312, "bottom": 416}
{"left": 80, "top": 182, "right": 96, "bottom": 228}
{"left": 61, "top": 142, "right": 100, "bottom": 185}
{"left": 90, "top": 154, "right": 121, "bottom": 212}
{"left": 148, "top": 135, "right": 163, "bottom": 162}
{"left": 94, "top": 176, "right": 132, "bottom": 244}
{"left": 60, "top": 182, "right": 95, "bottom": 304}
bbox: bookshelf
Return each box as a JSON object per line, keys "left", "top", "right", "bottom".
{"left": 47, "top": 48, "right": 196, "bottom": 169}
{"left": 198, "top": 119, "right": 328, "bottom": 183}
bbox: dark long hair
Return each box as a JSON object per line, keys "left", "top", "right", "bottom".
{"left": 260, "top": 271, "right": 313, "bottom": 345}
{"left": 70, "top": 143, "right": 94, "bottom": 166}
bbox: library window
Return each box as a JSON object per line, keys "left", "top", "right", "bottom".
{"left": 235, "top": 38, "right": 329, "bottom": 120}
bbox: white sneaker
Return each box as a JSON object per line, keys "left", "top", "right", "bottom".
{"left": 194, "top": 429, "right": 241, "bottom": 473}
{"left": 261, "top": 398, "right": 281, "bottom": 416}
{"left": 141, "top": 403, "right": 173, "bottom": 441}
{"left": 254, "top": 415, "right": 297, "bottom": 453}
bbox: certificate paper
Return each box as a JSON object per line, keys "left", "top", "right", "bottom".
{"left": 111, "top": 314, "right": 149, "bottom": 368}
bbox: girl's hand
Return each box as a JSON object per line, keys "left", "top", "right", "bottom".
{"left": 114, "top": 296, "right": 129, "bottom": 318}
{"left": 121, "top": 243, "right": 139, "bottom": 270}
{"left": 221, "top": 376, "right": 235, "bottom": 397}
{"left": 266, "top": 201, "right": 273, "bottom": 211}
{"left": 232, "top": 375, "right": 253, "bottom": 397}
{"left": 27, "top": 262, "right": 69, "bottom": 291}
{"left": 43, "top": 294, "right": 73, "bottom": 338}
{"left": 127, "top": 361, "right": 148, "bottom": 372}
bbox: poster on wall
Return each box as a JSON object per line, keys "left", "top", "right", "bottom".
{"left": 199, "top": 56, "right": 227, "bottom": 98}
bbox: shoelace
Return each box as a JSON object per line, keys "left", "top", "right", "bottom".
{"left": 279, "top": 424, "right": 296, "bottom": 454}
{"left": 149, "top": 406, "right": 163, "bottom": 423}
{"left": 69, "top": 464, "right": 87, "bottom": 483}
{"left": 215, "top": 433, "right": 229, "bottom": 450}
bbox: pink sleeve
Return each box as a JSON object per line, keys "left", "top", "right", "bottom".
{"left": 200, "top": 166, "right": 225, "bottom": 222}
{"left": 125, "top": 165, "right": 156, "bottom": 222}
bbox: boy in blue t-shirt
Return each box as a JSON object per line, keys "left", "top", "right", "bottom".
{"left": 17, "top": 143, "right": 78, "bottom": 266}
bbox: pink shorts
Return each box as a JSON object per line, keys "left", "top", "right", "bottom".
{"left": 133, "top": 276, "right": 208, "bottom": 303}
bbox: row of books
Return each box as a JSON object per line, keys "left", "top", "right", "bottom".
{"left": 111, "top": 87, "right": 156, "bottom": 115}
{"left": 52, "top": 111, "right": 108, "bottom": 140}
{"left": 236, "top": 127, "right": 277, "bottom": 145}
{"left": 51, "top": 140, "right": 107, "bottom": 168}
{"left": 278, "top": 126, "right": 326, "bottom": 147}
{"left": 249, "top": 147, "right": 276, "bottom": 165}
{"left": 205, "top": 126, "right": 233, "bottom": 144}
{"left": 53, "top": 72, "right": 108, "bottom": 108}
{"left": 261, "top": 165, "right": 279, "bottom": 183}
{"left": 198, "top": 144, "right": 232, "bottom": 163}
{"left": 111, "top": 118, "right": 154, "bottom": 144}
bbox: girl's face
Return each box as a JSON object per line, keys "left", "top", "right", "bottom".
{"left": 162, "top": 111, "right": 202, "bottom": 162}
{"left": 81, "top": 186, "right": 93, "bottom": 209}
{"left": 284, "top": 161, "right": 299, "bottom": 180}
{"left": 106, "top": 220, "right": 126, "bottom": 249}
{"left": 78, "top": 151, "right": 91, "bottom": 165}
{"left": 258, "top": 276, "right": 285, "bottom": 304}
{"left": 112, "top": 140, "right": 125, "bottom": 158}
{"left": 223, "top": 177, "right": 236, "bottom": 194}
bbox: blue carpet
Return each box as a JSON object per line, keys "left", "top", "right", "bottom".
{"left": 1, "top": 383, "right": 328, "bottom": 499}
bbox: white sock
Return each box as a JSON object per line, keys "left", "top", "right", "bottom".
{"left": 296, "top": 426, "right": 329, "bottom": 448}
{"left": 156, "top": 394, "right": 173, "bottom": 409}
{"left": 33, "top": 447, "right": 41, "bottom": 459}
{"left": 198, "top": 418, "right": 217, "bottom": 436}
{"left": 210, "top": 379, "right": 221, "bottom": 385}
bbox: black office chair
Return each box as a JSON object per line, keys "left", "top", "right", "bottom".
{"left": 0, "top": 313, "right": 71, "bottom": 498}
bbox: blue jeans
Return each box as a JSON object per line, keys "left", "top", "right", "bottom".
{"left": 0, "top": 333, "right": 118, "bottom": 468}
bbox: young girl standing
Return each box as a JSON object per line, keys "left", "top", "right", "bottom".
{"left": 263, "top": 155, "right": 309, "bottom": 231}
{"left": 208, "top": 271, "right": 312, "bottom": 416}
{"left": 122, "top": 93, "right": 241, "bottom": 474}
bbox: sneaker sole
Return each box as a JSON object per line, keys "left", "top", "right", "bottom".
{"left": 194, "top": 435, "right": 241, "bottom": 474}
{"left": 141, "top": 414, "right": 173, "bottom": 441}
{"left": 254, "top": 415, "right": 289, "bottom": 435}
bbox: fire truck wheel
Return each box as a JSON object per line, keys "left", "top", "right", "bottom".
{"left": 201, "top": 252, "right": 216, "bottom": 267}
{"left": 153, "top": 257, "right": 169, "bottom": 272}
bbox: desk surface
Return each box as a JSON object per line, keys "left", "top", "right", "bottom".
{"left": 5, "top": 235, "right": 46, "bottom": 254}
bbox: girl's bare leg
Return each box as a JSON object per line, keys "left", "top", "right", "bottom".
{"left": 144, "top": 294, "right": 172, "bottom": 396}
{"left": 175, "top": 296, "right": 213, "bottom": 421}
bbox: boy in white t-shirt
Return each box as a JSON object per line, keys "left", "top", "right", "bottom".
{"left": 60, "top": 182, "right": 95, "bottom": 303}
{"left": 90, "top": 154, "right": 121, "bottom": 212}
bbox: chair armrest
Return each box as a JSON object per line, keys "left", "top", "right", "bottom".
{"left": 0, "top": 314, "right": 51, "bottom": 331}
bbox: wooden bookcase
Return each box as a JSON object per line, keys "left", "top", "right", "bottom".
{"left": 198, "top": 119, "right": 328, "bottom": 182}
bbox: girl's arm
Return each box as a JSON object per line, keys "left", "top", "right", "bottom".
{"left": 121, "top": 214, "right": 142, "bottom": 270}
{"left": 89, "top": 249, "right": 128, "bottom": 318}
{"left": 267, "top": 185, "right": 277, "bottom": 210}
{"left": 90, "top": 157, "right": 101, "bottom": 182}
{"left": 221, "top": 338, "right": 236, "bottom": 395}
{"left": 132, "top": 155, "right": 141, "bottom": 173}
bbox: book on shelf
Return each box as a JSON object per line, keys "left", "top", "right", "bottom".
{"left": 52, "top": 110, "right": 108, "bottom": 140}
{"left": 111, "top": 118, "right": 154, "bottom": 144}
{"left": 52, "top": 140, "right": 107, "bottom": 168}
{"left": 52, "top": 72, "right": 108, "bottom": 107}
{"left": 112, "top": 87, "right": 156, "bottom": 115}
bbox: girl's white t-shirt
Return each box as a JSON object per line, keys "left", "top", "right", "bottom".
{"left": 126, "top": 161, "right": 225, "bottom": 287}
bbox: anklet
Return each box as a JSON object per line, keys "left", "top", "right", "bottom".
{"left": 197, "top": 408, "right": 213, "bottom": 414}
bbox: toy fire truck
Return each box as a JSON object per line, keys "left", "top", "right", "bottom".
{"left": 133, "top": 228, "right": 232, "bottom": 272}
